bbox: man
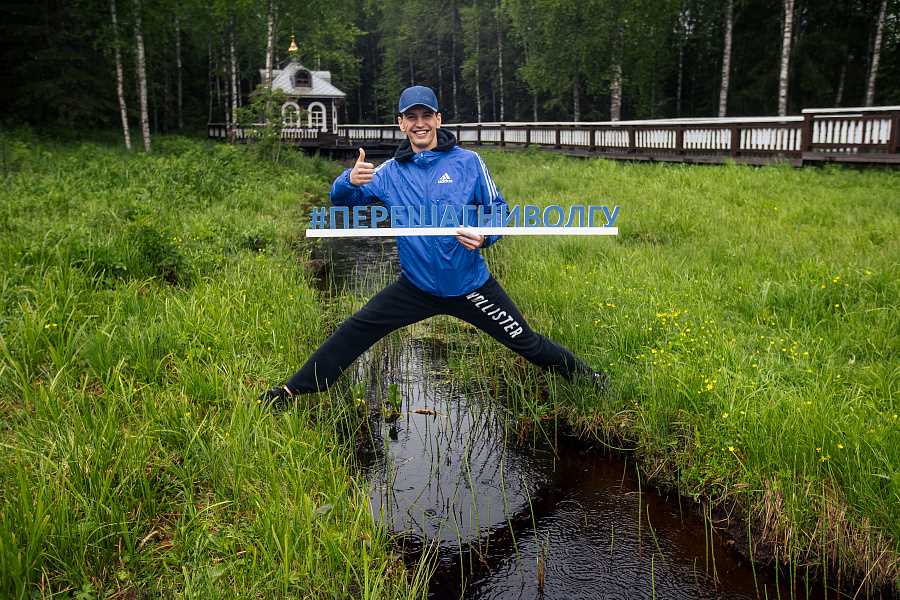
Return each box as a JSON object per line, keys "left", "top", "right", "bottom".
{"left": 260, "top": 85, "right": 608, "bottom": 404}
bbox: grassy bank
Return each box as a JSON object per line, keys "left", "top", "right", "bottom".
{"left": 0, "top": 133, "right": 424, "bottom": 598}
{"left": 460, "top": 149, "right": 899, "bottom": 592}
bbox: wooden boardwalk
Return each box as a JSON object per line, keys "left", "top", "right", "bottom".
{"left": 209, "top": 105, "right": 900, "bottom": 167}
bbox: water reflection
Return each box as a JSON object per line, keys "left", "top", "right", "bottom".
{"left": 317, "top": 226, "right": 828, "bottom": 600}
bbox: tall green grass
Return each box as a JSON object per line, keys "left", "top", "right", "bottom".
{"left": 0, "top": 133, "right": 425, "bottom": 599}
{"left": 460, "top": 149, "right": 900, "bottom": 591}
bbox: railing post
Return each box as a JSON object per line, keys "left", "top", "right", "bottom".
{"left": 675, "top": 126, "right": 684, "bottom": 155}
{"left": 628, "top": 127, "right": 635, "bottom": 154}
{"left": 555, "top": 126, "right": 561, "bottom": 149}
{"left": 889, "top": 112, "right": 899, "bottom": 154}
{"left": 500, "top": 124, "right": 505, "bottom": 147}
{"left": 477, "top": 124, "right": 482, "bottom": 145}
{"left": 525, "top": 126, "right": 531, "bottom": 147}
{"left": 730, "top": 127, "right": 740, "bottom": 158}
{"left": 801, "top": 112, "right": 814, "bottom": 153}
{"left": 588, "top": 125, "right": 596, "bottom": 153}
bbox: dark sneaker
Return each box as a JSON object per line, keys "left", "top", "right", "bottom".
{"left": 257, "top": 385, "right": 294, "bottom": 409}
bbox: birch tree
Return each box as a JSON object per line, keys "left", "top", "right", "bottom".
{"left": 110, "top": 0, "right": 131, "bottom": 149}
{"left": 609, "top": 0, "right": 624, "bottom": 121}
{"left": 264, "top": 0, "right": 275, "bottom": 87}
{"left": 865, "top": 0, "right": 888, "bottom": 106}
{"left": 610, "top": 56, "right": 623, "bottom": 121}
{"left": 133, "top": 0, "right": 151, "bottom": 151}
{"left": 718, "top": 0, "right": 734, "bottom": 117}
{"left": 229, "top": 18, "right": 238, "bottom": 128}
{"left": 777, "top": 0, "right": 795, "bottom": 116}
{"left": 263, "top": 0, "right": 276, "bottom": 120}
{"left": 221, "top": 43, "right": 230, "bottom": 128}
{"left": 573, "top": 75, "right": 581, "bottom": 121}
{"left": 676, "top": 4, "right": 687, "bottom": 117}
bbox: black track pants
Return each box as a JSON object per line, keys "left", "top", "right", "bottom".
{"left": 285, "top": 274, "right": 593, "bottom": 394}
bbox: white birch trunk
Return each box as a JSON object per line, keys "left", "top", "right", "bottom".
{"left": 573, "top": 77, "right": 580, "bottom": 122}
{"left": 777, "top": 0, "right": 795, "bottom": 116}
{"left": 133, "top": 0, "right": 151, "bottom": 151}
{"left": 718, "top": 0, "right": 733, "bottom": 118}
{"left": 264, "top": 2, "right": 277, "bottom": 123}
{"left": 265, "top": 0, "right": 275, "bottom": 87}
{"left": 222, "top": 44, "right": 230, "bottom": 128}
{"left": 236, "top": 54, "right": 241, "bottom": 108}
{"left": 230, "top": 21, "right": 238, "bottom": 127}
{"left": 865, "top": 0, "right": 887, "bottom": 106}
{"left": 610, "top": 62, "right": 622, "bottom": 121}
{"left": 110, "top": 0, "right": 131, "bottom": 149}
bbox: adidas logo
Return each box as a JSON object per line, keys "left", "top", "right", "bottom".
{"left": 437, "top": 172, "right": 453, "bottom": 184}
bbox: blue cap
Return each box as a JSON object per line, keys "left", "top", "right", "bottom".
{"left": 398, "top": 85, "right": 439, "bottom": 113}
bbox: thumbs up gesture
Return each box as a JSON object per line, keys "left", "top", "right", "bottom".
{"left": 350, "top": 148, "right": 375, "bottom": 186}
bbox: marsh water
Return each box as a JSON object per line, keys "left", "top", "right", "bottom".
{"left": 315, "top": 233, "right": 828, "bottom": 600}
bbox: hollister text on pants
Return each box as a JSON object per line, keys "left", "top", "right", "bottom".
{"left": 466, "top": 291, "right": 524, "bottom": 338}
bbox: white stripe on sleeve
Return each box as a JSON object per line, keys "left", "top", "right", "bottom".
{"left": 373, "top": 158, "right": 394, "bottom": 174}
{"left": 476, "top": 155, "right": 498, "bottom": 201}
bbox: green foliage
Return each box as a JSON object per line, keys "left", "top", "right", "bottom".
{"left": 234, "top": 86, "right": 294, "bottom": 164}
{"left": 130, "top": 222, "right": 192, "bottom": 285}
{"left": 2, "top": 0, "right": 898, "bottom": 130}
{"left": 451, "top": 150, "right": 900, "bottom": 587}
{"left": 0, "top": 135, "right": 424, "bottom": 599}
{"left": 383, "top": 383, "right": 402, "bottom": 421}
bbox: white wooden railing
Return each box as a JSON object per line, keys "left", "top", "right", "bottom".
{"left": 208, "top": 124, "right": 323, "bottom": 142}
{"left": 210, "top": 106, "right": 900, "bottom": 163}
{"left": 337, "top": 107, "right": 899, "bottom": 158}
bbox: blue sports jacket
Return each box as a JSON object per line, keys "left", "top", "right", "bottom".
{"left": 330, "top": 129, "right": 508, "bottom": 297}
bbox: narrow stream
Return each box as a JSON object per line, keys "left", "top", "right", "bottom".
{"left": 315, "top": 226, "right": 829, "bottom": 600}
